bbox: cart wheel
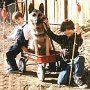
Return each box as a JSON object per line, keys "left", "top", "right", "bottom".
{"left": 37, "top": 64, "right": 45, "bottom": 81}
{"left": 18, "top": 58, "right": 26, "bottom": 73}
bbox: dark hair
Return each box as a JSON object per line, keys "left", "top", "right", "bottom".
{"left": 12, "top": 12, "right": 24, "bottom": 20}
{"left": 61, "top": 19, "right": 75, "bottom": 32}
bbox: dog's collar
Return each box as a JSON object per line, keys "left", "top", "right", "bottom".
{"left": 35, "top": 29, "right": 45, "bottom": 36}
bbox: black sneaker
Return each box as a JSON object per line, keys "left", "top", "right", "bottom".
{"left": 74, "top": 77, "right": 88, "bottom": 88}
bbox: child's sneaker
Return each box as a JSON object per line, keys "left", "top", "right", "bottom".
{"left": 74, "top": 77, "right": 88, "bottom": 89}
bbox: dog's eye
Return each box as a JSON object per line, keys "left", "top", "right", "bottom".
{"left": 33, "top": 13, "right": 36, "bottom": 17}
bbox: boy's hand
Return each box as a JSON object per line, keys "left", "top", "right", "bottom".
{"left": 43, "top": 17, "right": 50, "bottom": 29}
{"left": 75, "top": 23, "right": 82, "bottom": 35}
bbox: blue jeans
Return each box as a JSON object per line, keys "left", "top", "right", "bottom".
{"left": 6, "top": 44, "right": 22, "bottom": 70}
{"left": 57, "top": 56, "right": 85, "bottom": 85}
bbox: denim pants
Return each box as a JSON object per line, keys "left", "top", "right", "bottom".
{"left": 57, "top": 56, "right": 85, "bottom": 85}
{"left": 6, "top": 44, "right": 22, "bottom": 70}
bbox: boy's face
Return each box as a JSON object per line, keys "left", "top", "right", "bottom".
{"left": 64, "top": 29, "right": 74, "bottom": 37}
{"left": 14, "top": 17, "right": 24, "bottom": 25}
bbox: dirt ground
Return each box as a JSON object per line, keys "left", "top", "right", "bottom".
{"left": 0, "top": 22, "right": 90, "bottom": 90}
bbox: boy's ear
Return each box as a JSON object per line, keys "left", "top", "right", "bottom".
{"left": 29, "top": 3, "right": 34, "bottom": 14}
{"left": 39, "top": 3, "right": 44, "bottom": 13}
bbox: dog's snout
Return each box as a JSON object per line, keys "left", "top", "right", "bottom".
{"left": 35, "top": 20, "right": 37, "bottom": 24}
{"left": 30, "top": 10, "right": 45, "bottom": 27}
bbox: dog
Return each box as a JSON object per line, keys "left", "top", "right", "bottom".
{"left": 28, "top": 9, "right": 51, "bottom": 55}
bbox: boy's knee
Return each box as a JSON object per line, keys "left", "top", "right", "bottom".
{"left": 6, "top": 51, "right": 14, "bottom": 58}
{"left": 75, "top": 56, "right": 85, "bottom": 63}
{"left": 79, "top": 56, "right": 85, "bottom": 62}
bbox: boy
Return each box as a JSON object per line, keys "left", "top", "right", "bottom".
{"left": 43, "top": 19, "right": 88, "bottom": 88}
{"left": 3, "top": 12, "right": 30, "bottom": 73}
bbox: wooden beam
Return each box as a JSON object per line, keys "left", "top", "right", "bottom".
{"left": 25, "top": 0, "right": 28, "bottom": 23}
{"left": 45, "top": 0, "right": 47, "bottom": 16}
{"left": 64, "top": 0, "right": 68, "bottom": 19}
{"left": 32, "top": 0, "right": 34, "bottom": 7}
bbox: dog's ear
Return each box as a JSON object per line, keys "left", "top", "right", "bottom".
{"left": 39, "top": 3, "right": 44, "bottom": 13}
{"left": 29, "top": 3, "right": 34, "bottom": 14}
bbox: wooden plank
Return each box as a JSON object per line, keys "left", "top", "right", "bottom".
{"left": 17, "top": 0, "right": 23, "bottom": 13}
{"left": 25, "top": 0, "right": 28, "bottom": 23}
{"left": 32, "top": 0, "right": 34, "bottom": 7}
{"left": 45, "top": 0, "right": 47, "bottom": 16}
{"left": 64, "top": 0, "right": 68, "bottom": 19}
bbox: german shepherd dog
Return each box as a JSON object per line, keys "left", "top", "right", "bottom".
{"left": 28, "top": 9, "right": 51, "bottom": 55}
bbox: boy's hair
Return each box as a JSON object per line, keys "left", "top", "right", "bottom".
{"left": 61, "top": 19, "right": 75, "bottom": 32}
{"left": 12, "top": 12, "right": 24, "bottom": 20}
